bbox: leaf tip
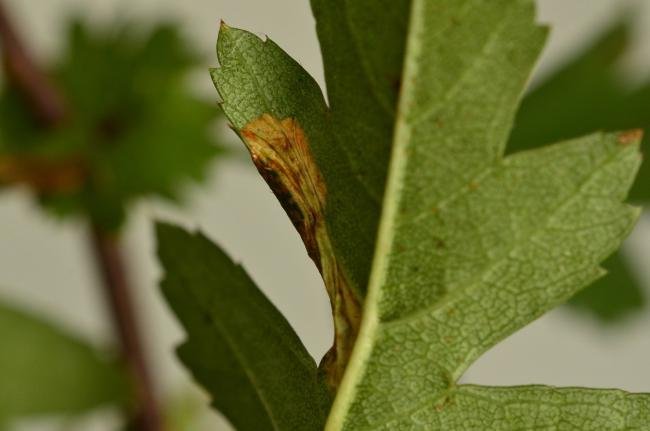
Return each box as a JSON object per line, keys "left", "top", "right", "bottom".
{"left": 219, "top": 20, "right": 231, "bottom": 32}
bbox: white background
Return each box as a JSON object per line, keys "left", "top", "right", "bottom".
{"left": 1, "top": 0, "right": 650, "bottom": 429}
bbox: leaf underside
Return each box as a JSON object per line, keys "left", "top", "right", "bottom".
{"left": 511, "top": 18, "right": 650, "bottom": 321}
{"left": 327, "top": 0, "right": 649, "bottom": 428}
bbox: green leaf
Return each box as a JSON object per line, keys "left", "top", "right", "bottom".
{"left": 570, "top": 251, "right": 645, "bottom": 321}
{"left": 510, "top": 18, "right": 650, "bottom": 203}
{"left": 206, "top": 0, "right": 650, "bottom": 428}
{"left": 310, "top": 0, "right": 410, "bottom": 279}
{"left": 422, "top": 385, "right": 650, "bottom": 429}
{"left": 0, "top": 19, "right": 222, "bottom": 230}
{"left": 329, "top": 130, "right": 643, "bottom": 429}
{"left": 324, "top": 1, "right": 649, "bottom": 428}
{"left": 211, "top": 22, "right": 376, "bottom": 297}
{"left": 156, "top": 222, "right": 331, "bottom": 431}
{"left": 211, "top": 23, "right": 380, "bottom": 384}
{"left": 0, "top": 298, "right": 126, "bottom": 422}
{"left": 510, "top": 18, "right": 650, "bottom": 321}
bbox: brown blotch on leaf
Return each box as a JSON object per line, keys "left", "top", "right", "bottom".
{"left": 240, "top": 114, "right": 326, "bottom": 264}
{"left": 240, "top": 113, "right": 360, "bottom": 390}
{"left": 617, "top": 129, "right": 644, "bottom": 146}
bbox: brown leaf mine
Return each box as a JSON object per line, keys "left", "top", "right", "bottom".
{"left": 241, "top": 114, "right": 361, "bottom": 389}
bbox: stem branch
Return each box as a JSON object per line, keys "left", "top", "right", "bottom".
{"left": 0, "top": 2, "right": 66, "bottom": 126}
{"left": 89, "top": 226, "right": 163, "bottom": 431}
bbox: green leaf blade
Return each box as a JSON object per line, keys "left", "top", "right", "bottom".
{"left": 0, "top": 300, "right": 126, "bottom": 422}
{"left": 326, "top": 0, "right": 647, "bottom": 428}
{"left": 509, "top": 18, "right": 650, "bottom": 321}
{"left": 211, "top": 24, "right": 379, "bottom": 299}
{"left": 443, "top": 385, "right": 650, "bottom": 430}
{"left": 156, "top": 222, "right": 331, "bottom": 431}
{"left": 330, "top": 131, "right": 642, "bottom": 429}
{"left": 0, "top": 20, "right": 222, "bottom": 230}
{"left": 211, "top": 24, "right": 389, "bottom": 383}
{"left": 310, "top": 0, "right": 409, "bottom": 202}
{"left": 570, "top": 252, "right": 645, "bottom": 321}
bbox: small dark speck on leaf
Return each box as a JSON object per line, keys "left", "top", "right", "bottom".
{"left": 391, "top": 76, "right": 402, "bottom": 95}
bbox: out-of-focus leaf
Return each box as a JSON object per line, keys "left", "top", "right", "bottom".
{"left": 570, "top": 252, "right": 644, "bottom": 321}
{"left": 161, "top": 392, "right": 203, "bottom": 431}
{"left": 0, "top": 298, "right": 127, "bottom": 422}
{"left": 0, "top": 19, "right": 222, "bottom": 230}
{"left": 156, "top": 223, "right": 331, "bottom": 431}
{"left": 510, "top": 19, "right": 650, "bottom": 321}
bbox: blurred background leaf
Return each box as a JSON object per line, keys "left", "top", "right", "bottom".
{"left": 0, "top": 297, "right": 127, "bottom": 425}
{"left": 509, "top": 18, "right": 650, "bottom": 322}
{"left": 0, "top": 18, "right": 223, "bottom": 231}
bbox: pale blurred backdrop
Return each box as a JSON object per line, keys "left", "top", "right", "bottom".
{"left": 1, "top": 0, "right": 650, "bottom": 429}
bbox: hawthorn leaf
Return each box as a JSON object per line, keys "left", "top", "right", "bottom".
{"left": 205, "top": 0, "right": 650, "bottom": 428}
{"left": 510, "top": 18, "right": 650, "bottom": 321}
{"left": 211, "top": 23, "right": 379, "bottom": 384}
{"left": 328, "top": 132, "right": 646, "bottom": 430}
{"left": 310, "top": 0, "right": 410, "bottom": 284}
{"left": 570, "top": 251, "right": 644, "bottom": 321}
{"left": 423, "top": 385, "right": 650, "bottom": 429}
{"left": 0, "top": 20, "right": 222, "bottom": 230}
{"left": 0, "top": 298, "right": 126, "bottom": 422}
{"left": 325, "top": 0, "right": 650, "bottom": 429}
{"left": 156, "top": 223, "right": 331, "bottom": 431}
{"left": 510, "top": 18, "right": 650, "bottom": 203}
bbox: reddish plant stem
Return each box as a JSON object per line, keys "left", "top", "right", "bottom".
{"left": 89, "top": 226, "right": 163, "bottom": 431}
{"left": 0, "top": 3, "right": 162, "bottom": 430}
{"left": 0, "top": 2, "right": 66, "bottom": 126}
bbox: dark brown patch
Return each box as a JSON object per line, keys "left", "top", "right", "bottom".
{"left": 391, "top": 75, "right": 402, "bottom": 96}
{"left": 240, "top": 114, "right": 360, "bottom": 390}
